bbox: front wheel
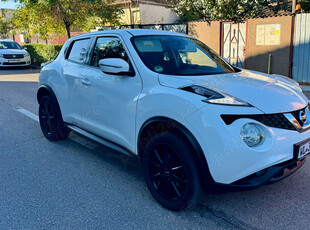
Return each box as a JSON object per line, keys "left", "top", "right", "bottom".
{"left": 143, "top": 131, "right": 202, "bottom": 211}
{"left": 39, "top": 95, "right": 70, "bottom": 141}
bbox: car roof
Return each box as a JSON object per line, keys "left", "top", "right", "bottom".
{"left": 69, "top": 29, "right": 193, "bottom": 41}
{"left": 0, "top": 40, "right": 15, "bottom": 42}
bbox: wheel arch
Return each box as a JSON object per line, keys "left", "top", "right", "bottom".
{"left": 137, "top": 116, "right": 214, "bottom": 184}
{"left": 37, "top": 85, "right": 57, "bottom": 104}
{"left": 37, "top": 85, "right": 66, "bottom": 121}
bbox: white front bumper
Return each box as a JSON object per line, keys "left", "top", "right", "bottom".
{"left": 0, "top": 56, "right": 31, "bottom": 67}
{"left": 183, "top": 104, "right": 310, "bottom": 184}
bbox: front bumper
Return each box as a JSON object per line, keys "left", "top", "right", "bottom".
{"left": 182, "top": 104, "right": 310, "bottom": 184}
{"left": 0, "top": 57, "right": 31, "bottom": 67}
{"left": 207, "top": 157, "right": 306, "bottom": 192}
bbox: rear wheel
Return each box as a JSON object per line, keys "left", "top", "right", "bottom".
{"left": 143, "top": 131, "right": 202, "bottom": 211}
{"left": 39, "top": 95, "right": 70, "bottom": 141}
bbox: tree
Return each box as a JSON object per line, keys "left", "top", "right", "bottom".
{"left": 0, "top": 11, "right": 10, "bottom": 38}
{"left": 4, "top": 0, "right": 123, "bottom": 39}
{"left": 260, "top": 0, "right": 291, "bottom": 14}
{"left": 300, "top": 0, "right": 310, "bottom": 12}
{"left": 173, "top": 0, "right": 295, "bottom": 22}
{"left": 173, "top": 0, "right": 265, "bottom": 22}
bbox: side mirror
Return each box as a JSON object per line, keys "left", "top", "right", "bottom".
{"left": 23, "top": 47, "right": 28, "bottom": 50}
{"left": 99, "top": 58, "right": 134, "bottom": 77}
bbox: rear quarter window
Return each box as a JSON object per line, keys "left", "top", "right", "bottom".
{"left": 66, "top": 38, "right": 91, "bottom": 64}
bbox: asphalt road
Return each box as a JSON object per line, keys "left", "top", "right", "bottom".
{"left": 0, "top": 67, "right": 310, "bottom": 229}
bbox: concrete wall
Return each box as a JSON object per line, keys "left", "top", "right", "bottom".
{"left": 119, "top": 4, "right": 178, "bottom": 25}
{"left": 139, "top": 4, "right": 178, "bottom": 24}
{"left": 246, "top": 16, "right": 294, "bottom": 77}
{"left": 15, "top": 32, "right": 85, "bottom": 45}
{"left": 120, "top": 7, "right": 141, "bottom": 25}
{"left": 188, "top": 21, "right": 221, "bottom": 54}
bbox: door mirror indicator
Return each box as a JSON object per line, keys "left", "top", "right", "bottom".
{"left": 99, "top": 58, "right": 134, "bottom": 77}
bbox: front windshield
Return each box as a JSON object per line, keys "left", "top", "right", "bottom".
{"left": 131, "top": 35, "right": 236, "bottom": 76}
{"left": 0, "top": 41, "right": 22, "bottom": 50}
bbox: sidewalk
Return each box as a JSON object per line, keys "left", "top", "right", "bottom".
{"left": 0, "top": 68, "right": 40, "bottom": 82}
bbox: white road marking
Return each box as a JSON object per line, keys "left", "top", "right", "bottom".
{"left": 16, "top": 108, "right": 39, "bottom": 122}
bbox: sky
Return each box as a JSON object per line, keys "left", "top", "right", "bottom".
{"left": 0, "top": 0, "right": 19, "bottom": 9}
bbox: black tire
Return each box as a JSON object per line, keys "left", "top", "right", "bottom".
{"left": 39, "top": 95, "right": 71, "bottom": 141}
{"left": 143, "top": 131, "right": 202, "bottom": 211}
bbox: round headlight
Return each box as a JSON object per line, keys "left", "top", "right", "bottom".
{"left": 240, "top": 123, "right": 265, "bottom": 147}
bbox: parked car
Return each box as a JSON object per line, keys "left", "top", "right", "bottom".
{"left": 0, "top": 40, "right": 31, "bottom": 67}
{"left": 37, "top": 29, "right": 310, "bottom": 211}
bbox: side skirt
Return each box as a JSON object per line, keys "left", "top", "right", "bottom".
{"left": 67, "top": 124, "right": 136, "bottom": 158}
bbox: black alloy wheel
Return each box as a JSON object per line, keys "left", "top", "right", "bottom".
{"left": 143, "top": 131, "right": 202, "bottom": 211}
{"left": 39, "top": 95, "right": 70, "bottom": 141}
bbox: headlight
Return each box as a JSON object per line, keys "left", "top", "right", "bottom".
{"left": 181, "top": 85, "right": 251, "bottom": 106}
{"left": 240, "top": 123, "right": 265, "bottom": 147}
{"left": 24, "top": 53, "right": 30, "bottom": 57}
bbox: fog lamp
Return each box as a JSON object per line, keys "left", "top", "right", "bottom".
{"left": 241, "top": 123, "right": 265, "bottom": 147}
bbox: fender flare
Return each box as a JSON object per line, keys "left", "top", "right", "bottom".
{"left": 37, "top": 85, "right": 58, "bottom": 104}
{"left": 138, "top": 116, "right": 215, "bottom": 184}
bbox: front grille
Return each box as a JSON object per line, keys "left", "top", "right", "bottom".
{"left": 3, "top": 54, "right": 24, "bottom": 59}
{"left": 291, "top": 107, "right": 306, "bottom": 126}
{"left": 221, "top": 113, "right": 296, "bottom": 130}
{"left": 3, "top": 62, "right": 26, "bottom": 65}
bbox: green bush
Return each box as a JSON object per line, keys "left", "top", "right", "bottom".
{"left": 22, "top": 43, "right": 63, "bottom": 66}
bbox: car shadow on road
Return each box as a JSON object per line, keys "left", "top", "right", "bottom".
{"left": 52, "top": 129, "right": 310, "bottom": 230}
{"left": 0, "top": 66, "right": 40, "bottom": 75}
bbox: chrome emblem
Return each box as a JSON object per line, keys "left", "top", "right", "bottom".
{"left": 299, "top": 109, "right": 307, "bottom": 125}
{"left": 12, "top": 55, "right": 16, "bottom": 58}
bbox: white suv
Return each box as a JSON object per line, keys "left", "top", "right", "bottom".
{"left": 0, "top": 40, "right": 31, "bottom": 67}
{"left": 38, "top": 29, "right": 310, "bottom": 211}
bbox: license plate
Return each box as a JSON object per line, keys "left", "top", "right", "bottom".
{"left": 294, "top": 138, "right": 310, "bottom": 159}
{"left": 8, "top": 60, "right": 19, "bottom": 63}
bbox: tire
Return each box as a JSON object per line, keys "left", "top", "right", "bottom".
{"left": 143, "top": 131, "right": 202, "bottom": 211}
{"left": 39, "top": 95, "right": 71, "bottom": 141}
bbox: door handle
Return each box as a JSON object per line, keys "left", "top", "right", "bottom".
{"left": 81, "top": 79, "right": 91, "bottom": 86}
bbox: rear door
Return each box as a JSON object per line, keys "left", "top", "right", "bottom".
{"left": 62, "top": 37, "right": 92, "bottom": 126}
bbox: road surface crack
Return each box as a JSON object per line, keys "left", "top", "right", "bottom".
{"left": 198, "top": 204, "right": 260, "bottom": 230}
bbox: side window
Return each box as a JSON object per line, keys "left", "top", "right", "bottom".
{"left": 91, "top": 37, "right": 129, "bottom": 67}
{"left": 67, "top": 38, "right": 91, "bottom": 63}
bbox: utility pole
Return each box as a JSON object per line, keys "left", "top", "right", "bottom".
{"left": 292, "top": 0, "right": 296, "bottom": 13}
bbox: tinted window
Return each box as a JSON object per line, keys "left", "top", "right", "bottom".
{"left": 67, "top": 38, "right": 91, "bottom": 63}
{"left": 91, "top": 37, "right": 129, "bottom": 67}
{"left": 0, "top": 41, "right": 22, "bottom": 49}
{"left": 131, "top": 35, "right": 235, "bottom": 76}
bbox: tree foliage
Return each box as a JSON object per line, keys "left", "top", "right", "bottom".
{"left": 300, "top": 0, "right": 310, "bottom": 12}
{"left": 173, "top": 0, "right": 293, "bottom": 22}
{"left": 0, "top": 11, "right": 10, "bottom": 37}
{"left": 4, "top": 0, "right": 123, "bottom": 39}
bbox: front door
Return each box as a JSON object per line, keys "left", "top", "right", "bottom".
{"left": 78, "top": 36, "right": 142, "bottom": 152}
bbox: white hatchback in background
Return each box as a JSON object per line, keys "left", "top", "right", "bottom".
{"left": 37, "top": 29, "right": 310, "bottom": 211}
{"left": 0, "top": 40, "right": 31, "bottom": 67}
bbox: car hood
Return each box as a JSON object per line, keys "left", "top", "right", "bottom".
{"left": 158, "top": 69, "right": 308, "bottom": 114}
{"left": 0, "top": 49, "right": 28, "bottom": 55}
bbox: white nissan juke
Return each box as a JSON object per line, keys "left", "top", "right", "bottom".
{"left": 38, "top": 29, "right": 310, "bottom": 211}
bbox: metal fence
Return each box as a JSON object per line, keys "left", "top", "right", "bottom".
{"left": 97, "top": 23, "right": 188, "bottom": 34}
{"left": 293, "top": 13, "right": 310, "bottom": 83}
